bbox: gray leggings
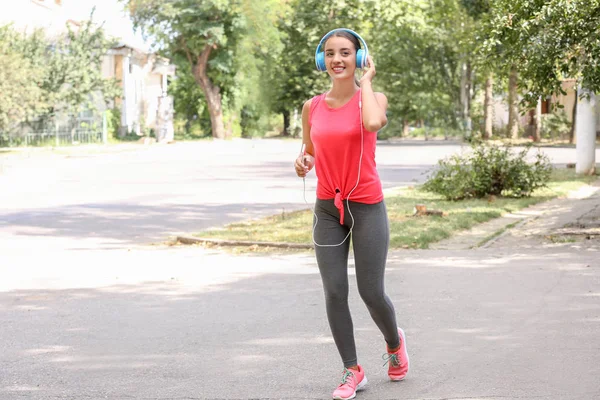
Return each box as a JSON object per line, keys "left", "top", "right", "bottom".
{"left": 314, "top": 198, "right": 399, "bottom": 368}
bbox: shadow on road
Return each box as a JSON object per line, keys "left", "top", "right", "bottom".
{"left": 1, "top": 249, "right": 599, "bottom": 398}
{"left": 0, "top": 201, "right": 307, "bottom": 246}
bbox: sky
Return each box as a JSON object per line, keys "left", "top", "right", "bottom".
{"left": 63, "top": 0, "right": 150, "bottom": 50}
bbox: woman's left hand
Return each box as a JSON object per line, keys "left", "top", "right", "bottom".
{"left": 360, "top": 55, "right": 376, "bottom": 84}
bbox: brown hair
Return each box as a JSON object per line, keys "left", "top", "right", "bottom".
{"left": 323, "top": 29, "right": 362, "bottom": 85}
{"left": 324, "top": 30, "right": 361, "bottom": 53}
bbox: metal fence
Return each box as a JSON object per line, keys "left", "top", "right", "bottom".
{"left": 0, "top": 115, "right": 106, "bottom": 148}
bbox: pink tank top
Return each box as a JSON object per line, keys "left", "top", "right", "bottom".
{"left": 309, "top": 90, "right": 383, "bottom": 224}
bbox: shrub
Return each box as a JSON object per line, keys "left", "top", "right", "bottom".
{"left": 423, "top": 143, "right": 552, "bottom": 200}
{"left": 105, "top": 107, "right": 121, "bottom": 139}
{"left": 541, "top": 111, "right": 571, "bottom": 139}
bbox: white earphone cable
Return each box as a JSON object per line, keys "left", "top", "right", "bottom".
{"left": 302, "top": 95, "right": 364, "bottom": 247}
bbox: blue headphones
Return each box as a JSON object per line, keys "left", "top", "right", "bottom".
{"left": 315, "top": 28, "right": 369, "bottom": 72}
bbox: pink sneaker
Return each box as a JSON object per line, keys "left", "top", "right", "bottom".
{"left": 383, "top": 327, "right": 409, "bottom": 381}
{"left": 332, "top": 365, "right": 368, "bottom": 400}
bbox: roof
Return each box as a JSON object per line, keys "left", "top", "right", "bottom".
{"left": 111, "top": 41, "right": 152, "bottom": 55}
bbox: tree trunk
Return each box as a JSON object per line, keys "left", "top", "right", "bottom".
{"left": 466, "top": 62, "right": 472, "bottom": 136}
{"left": 483, "top": 73, "right": 494, "bottom": 139}
{"left": 508, "top": 66, "right": 520, "bottom": 139}
{"left": 192, "top": 44, "right": 225, "bottom": 139}
{"left": 282, "top": 111, "right": 290, "bottom": 137}
{"left": 533, "top": 96, "right": 542, "bottom": 142}
{"left": 460, "top": 61, "right": 473, "bottom": 137}
{"left": 569, "top": 88, "right": 578, "bottom": 144}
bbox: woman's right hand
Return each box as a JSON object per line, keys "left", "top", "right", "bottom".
{"left": 294, "top": 154, "right": 314, "bottom": 178}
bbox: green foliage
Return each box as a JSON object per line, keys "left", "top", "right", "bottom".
{"left": 167, "top": 61, "right": 212, "bottom": 135}
{"left": 541, "top": 111, "right": 571, "bottom": 140}
{"left": 129, "top": 0, "right": 243, "bottom": 87}
{"left": 481, "top": 0, "right": 600, "bottom": 108}
{"left": 372, "top": 0, "right": 466, "bottom": 130}
{"left": 263, "top": 0, "right": 369, "bottom": 120}
{"left": 0, "top": 17, "right": 119, "bottom": 132}
{"left": 423, "top": 143, "right": 552, "bottom": 200}
{"left": 105, "top": 107, "right": 122, "bottom": 139}
{"left": 173, "top": 116, "right": 208, "bottom": 140}
{"left": 232, "top": 0, "right": 285, "bottom": 136}
{"left": 460, "top": 0, "right": 491, "bottom": 18}
{"left": 51, "top": 18, "right": 120, "bottom": 115}
{"left": 128, "top": 0, "right": 285, "bottom": 138}
{"left": 126, "top": 0, "right": 244, "bottom": 138}
{"left": 122, "top": 0, "right": 600, "bottom": 142}
{"left": 0, "top": 26, "right": 44, "bottom": 132}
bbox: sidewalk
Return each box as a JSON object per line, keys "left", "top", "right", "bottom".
{"left": 431, "top": 178, "right": 600, "bottom": 251}
{"left": 486, "top": 179, "right": 600, "bottom": 249}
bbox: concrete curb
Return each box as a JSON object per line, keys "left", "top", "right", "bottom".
{"left": 478, "top": 216, "right": 534, "bottom": 249}
{"left": 176, "top": 235, "right": 314, "bottom": 250}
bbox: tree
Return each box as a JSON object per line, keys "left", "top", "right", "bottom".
{"left": 482, "top": 0, "right": 600, "bottom": 170}
{"left": 482, "top": 0, "right": 600, "bottom": 107}
{"left": 264, "top": 0, "right": 369, "bottom": 136}
{"left": 373, "top": 0, "right": 464, "bottom": 134}
{"left": 127, "top": 0, "right": 250, "bottom": 139}
{"left": 507, "top": 66, "right": 519, "bottom": 139}
{"left": 482, "top": 72, "right": 494, "bottom": 139}
{"left": 461, "top": 0, "right": 495, "bottom": 139}
{"left": 0, "top": 18, "right": 117, "bottom": 133}
{"left": 229, "top": 0, "right": 285, "bottom": 137}
{"left": 47, "top": 18, "right": 120, "bottom": 117}
{"left": 168, "top": 57, "right": 210, "bottom": 136}
{"left": 0, "top": 26, "right": 44, "bottom": 132}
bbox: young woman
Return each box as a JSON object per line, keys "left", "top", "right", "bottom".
{"left": 294, "top": 28, "right": 410, "bottom": 400}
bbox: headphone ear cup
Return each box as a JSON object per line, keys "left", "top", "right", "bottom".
{"left": 316, "top": 52, "right": 327, "bottom": 72}
{"left": 356, "top": 49, "right": 366, "bottom": 69}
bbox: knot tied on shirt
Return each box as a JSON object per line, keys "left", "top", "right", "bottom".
{"left": 334, "top": 189, "right": 345, "bottom": 225}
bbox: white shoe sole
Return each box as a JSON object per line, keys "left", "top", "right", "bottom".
{"left": 332, "top": 375, "right": 368, "bottom": 400}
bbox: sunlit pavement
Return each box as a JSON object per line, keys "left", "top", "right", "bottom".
{"left": 1, "top": 140, "right": 599, "bottom": 399}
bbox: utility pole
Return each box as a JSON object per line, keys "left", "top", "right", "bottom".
{"left": 575, "top": 89, "right": 597, "bottom": 175}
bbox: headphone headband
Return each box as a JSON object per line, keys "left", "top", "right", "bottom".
{"left": 315, "top": 28, "right": 369, "bottom": 71}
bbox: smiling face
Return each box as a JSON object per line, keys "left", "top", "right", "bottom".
{"left": 324, "top": 35, "right": 357, "bottom": 80}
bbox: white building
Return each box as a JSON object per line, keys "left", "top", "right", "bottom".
{"left": 1, "top": 0, "right": 176, "bottom": 142}
{"left": 103, "top": 43, "right": 176, "bottom": 140}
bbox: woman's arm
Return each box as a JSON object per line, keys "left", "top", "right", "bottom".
{"left": 294, "top": 99, "right": 316, "bottom": 177}
{"left": 301, "top": 99, "right": 315, "bottom": 156}
{"left": 360, "top": 56, "right": 388, "bottom": 132}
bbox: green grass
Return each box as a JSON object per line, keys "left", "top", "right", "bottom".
{"left": 194, "top": 168, "right": 599, "bottom": 250}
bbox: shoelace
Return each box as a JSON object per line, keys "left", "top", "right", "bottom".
{"left": 382, "top": 352, "right": 402, "bottom": 367}
{"left": 339, "top": 368, "right": 354, "bottom": 386}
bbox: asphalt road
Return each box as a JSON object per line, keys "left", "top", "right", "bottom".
{"left": 0, "top": 139, "right": 592, "bottom": 248}
{"left": 1, "top": 140, "right": 599, "bottom": 400}
{"left": 1, "top": 247, "right": 599, "bottom": 399}
{"left": 0, "top": 139, "right": 456, "bottom": 248}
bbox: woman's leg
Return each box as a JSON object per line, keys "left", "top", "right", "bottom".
{"left": 313, "top": 199, "right": 357, "bottom": 368}
{"left": 349, "top": 200, "right": 400, "bottom": 349}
